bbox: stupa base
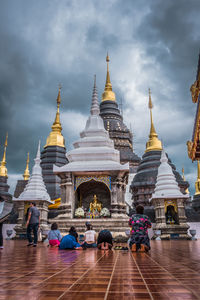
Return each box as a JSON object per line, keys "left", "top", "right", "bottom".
{"left": 154, "top": 223, "right": 190, "bottom": 240}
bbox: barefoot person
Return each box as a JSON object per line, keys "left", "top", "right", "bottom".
{"left": 26, "top": 202, "right": 40, "bottom": 247}
{"left": 97, "top": 229, "right": 113, "bottom": 250}
{"left": 129, "top": 205, "right": 152, "bottom": 252}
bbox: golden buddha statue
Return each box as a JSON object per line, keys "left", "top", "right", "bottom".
{"left": 89, "top": 194, "right": 102, "bottom": 216}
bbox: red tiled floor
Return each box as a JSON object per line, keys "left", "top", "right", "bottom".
{"left": 0, "top": 240, "right": 200, "bottom": 299}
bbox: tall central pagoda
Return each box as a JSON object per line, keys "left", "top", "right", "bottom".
{"left": 99, "top": 54, "right": 140, "bottom": 173}
{"left": 53, "top": 77, "right": 129, "bottom": 234}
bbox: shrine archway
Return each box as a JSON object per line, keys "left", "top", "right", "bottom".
{"left": 75, "top": 180, "right": 111, "bottom": 213}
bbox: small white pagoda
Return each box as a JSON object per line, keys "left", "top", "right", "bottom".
{"left": 53, "top": 76, "right": 129, "bottom": 234}
{"left": 150, "top": 149, "right": 189, "bottom": 239}
{"left": 14, "top": 141, "right": 52, "bottom": 236}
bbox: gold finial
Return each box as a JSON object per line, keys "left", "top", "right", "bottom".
{"left": 44, "top": 86, "right": 65, "bottom": 148}
{"left": 102, "top": 53, "right": 116, "bottom": 102}
{"left": 0, "top": 133, "right": 8, "bottom": 177}
{"left": 195, "top": 160, "right": 200, "bottom": 195}
{"left": 182, "top": 166, "right": 189, "bottom": 194}
{"left": 145, "top": 89, "right": 162, "bottom": 152}
{"left": 23, "top": 152, "right": 30, "bottom": 180}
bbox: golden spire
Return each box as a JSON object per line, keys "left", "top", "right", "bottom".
{"left": 0, "top": 133, "right": 8, "bottom": 177}
{"left": 145, "top": 89, "right": 162, "bottom": 152}
{"left": 23, "top": 152, "right": 30, "bottom": 180}
{"left": 182, "top": 167, "right": 189, "bottom": 194}
{"left": 195, "top": 160, "right": 200, "bottom": 195}
{"left": 44, "top": 85, "right": 65, "bottom": 148}
{"left": 101, "top": 53, "right": 116, "bottom": 102}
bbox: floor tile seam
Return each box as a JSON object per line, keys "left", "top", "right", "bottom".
{"left": 130, "top": 252, "right": 154, "bottom": 300}
{"left": 57, "top": 251, "right": 108, "bottom": 300}
{"left": 145, "top": 253, "right": 200, "bottom": 300}
{"left": 150, "top": 251, "right": 200, "bottom": 275}
{"left": 0, "top": 271, "right": 36, "bottom": 286}
{"left": 103, "top": 251, "right": 119, "bottom": 300}
{"left": 150, "top": 253, "right": 200, "bottom": 277}
{"left": 29, "top": 253, "right": 88, "bottom": 289}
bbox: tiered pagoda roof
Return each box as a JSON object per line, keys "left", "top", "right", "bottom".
{"left": 99, "top": 54, "right": 140, "bottom": 170}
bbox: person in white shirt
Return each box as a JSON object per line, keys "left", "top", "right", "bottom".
{"left": 82, "top": 223, "right": 97, "bottom": 248}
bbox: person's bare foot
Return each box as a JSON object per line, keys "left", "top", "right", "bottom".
{"left": 131, "top": 244, "right": 137, "bottom": 252}
{"left": 139, "top": 244, "right": 149, "bottom": 252}
{"left": 104, "top": 242, "right": 109, "bottom": 250}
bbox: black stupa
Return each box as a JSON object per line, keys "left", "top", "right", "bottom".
{"left": 99, "top": 54, "right": 140, "bottom": 173}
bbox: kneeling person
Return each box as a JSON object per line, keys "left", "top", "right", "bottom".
{"left": 129, "top": 205, "right": 151, "bottom": 252}
{"left": 97, "top": 229, "right": 113, "bottom": 250}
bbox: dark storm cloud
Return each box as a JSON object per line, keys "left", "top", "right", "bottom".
{"left": 0, "top": 0, "right": 199, "bottom": 194}
{"left": 137, "top": 0, "right": 200, "bottom": 105}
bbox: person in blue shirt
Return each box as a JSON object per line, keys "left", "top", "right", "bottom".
{"left": 48, "top": 223, "right": 62, "bottom": 247}
{"left": 59, "top": 226, "right": 82, "bottom": 250}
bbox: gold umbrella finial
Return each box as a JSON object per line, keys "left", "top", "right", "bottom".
{"left": 102, "top": 53, "right": 116, "bottom": 102}
{"left": 44, "top": 87, "right": 65, "bottom": 148}
{"left": 145, "top": 90, "right": 162, "bottom": 152}
{"left": 23, "top": 152, "right": 30, "bottom": 180}
{"left": 0, "top": 133, "right": 8, "bottom": 177}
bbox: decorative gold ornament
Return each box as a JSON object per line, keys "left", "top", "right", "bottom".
{"left": 190, "top": 80, "right": 200, "bottom": 103}
{"left": 195, "top": 160, "right": 200, "bottom": 195}
{"left": 101, "top": 53, "right": 116, "bottom": 102}
{"left": 23, "top": 152, "right": 30, "bottom": 180}
{"left": 48, "top": 198, "right": 61, "bottom": 209}
{"left": 0, "top": 133, "right": 8, "bottom": 177}
{"left": 182, "top": 166, "right": 189, "bottom": 194}
{"left": 186, "top": 140, "right": 193, "bottom": 160}
{"left": 145, "top": 89, "right": 162, "bottom": 152}
{"left": 44, "top": 85, "right": 65, "bottom": 148}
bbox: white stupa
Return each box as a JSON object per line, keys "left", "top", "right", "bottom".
{"left": 150, "top": 149, "right": 189, "bottom": 239}
{"left": 54, "top": 76, "right": 129, "bottom": 173}
{"left": 14, "top": 141, "right": 52, "bottom": 202}
{"left": 14, "top": 141, "right": 52, "bottom": 234}
{"left": 151, "top": 149, "right": 189, "bottom": 200}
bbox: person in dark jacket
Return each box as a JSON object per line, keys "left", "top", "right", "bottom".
{"left": 97, "top": 229, "right": 113, "bottom": 250}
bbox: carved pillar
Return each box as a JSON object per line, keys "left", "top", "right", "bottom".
{"left": 111, "top": 182, "right": 118, "bottom": 216}
{"left": 177, "top": 198, "right": 187, "bottom": 224}
{"left": 117, "top": 176, "right": 127, "bottom": 215}
{"left": 57, "top": 174, "right": 73, "bottom": 219}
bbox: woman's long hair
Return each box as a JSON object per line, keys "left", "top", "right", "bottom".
{"left": 69, "top": 226, "right": 78, "bottom": 242}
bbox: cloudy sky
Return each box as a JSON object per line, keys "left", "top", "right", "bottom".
{"left": 0, "top": 0, "right": 199, "bottom": 194}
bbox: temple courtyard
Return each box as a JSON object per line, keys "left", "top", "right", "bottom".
{"left": 0, "top": 241, "right": 200, "bottom": 299}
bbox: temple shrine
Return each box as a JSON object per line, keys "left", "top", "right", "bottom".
{"left": 52, "top": 76, "right": 129, "bottom": 234}
{"left": 151, "top": 149, "right": 189, "bottom": 239}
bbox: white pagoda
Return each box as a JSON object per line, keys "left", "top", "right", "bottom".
{"left": 14, "top": 141, "right": 52, "bottom": 236}
{"left": 150, "top": 149, "right": 189, "bottom": 239}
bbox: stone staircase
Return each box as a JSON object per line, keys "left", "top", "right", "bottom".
{"left": 49, "top": 218, "right": 130, "bottom": 237}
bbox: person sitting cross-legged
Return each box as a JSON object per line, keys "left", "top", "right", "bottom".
{"left": 82, "top": 223, "right": 97, "bottom": 248}
{"left": 48, "top": 223, "right": 62, "bottom": 247}
{"left": 129, "top": 205, "right": 152, "bottom": 252}
{"left": 59, "top": 227, "right": 82, "bottom": 250}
